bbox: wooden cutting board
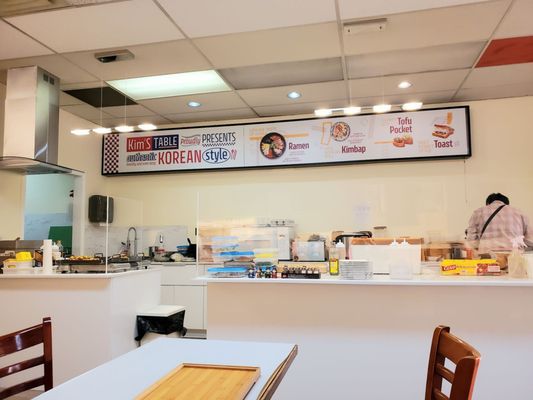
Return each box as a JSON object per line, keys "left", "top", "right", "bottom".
{"left": 136, "top": 363, "right": 260, "bottom": 400}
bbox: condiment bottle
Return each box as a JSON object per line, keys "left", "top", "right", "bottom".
{"left": 329, "top": 243, "right": 339, "bottom": 276}
{"left": 336, "top": 240, "right": 346, "bottom": 260}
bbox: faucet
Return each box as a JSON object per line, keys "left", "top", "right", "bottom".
{"left": 126, "top": 227, "right": 137, "bottom": 259}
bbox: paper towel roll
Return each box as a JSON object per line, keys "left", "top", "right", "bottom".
{"left": 43, "top": 239, "right": 53, "bottom": 273}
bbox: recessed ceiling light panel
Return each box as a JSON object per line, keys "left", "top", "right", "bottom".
{"left": 107, "top": 70, "right": 231, "bottom": 101}
{"left": 287, "top": 91, "right": 301, "bottom": 99}
{"left": 188, "top": 101, "right": 201, "bottom": 108}
{"left": 398, "top": 81, "right": 412, "bottom": 89}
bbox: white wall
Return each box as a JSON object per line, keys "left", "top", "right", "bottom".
{"left": 3, "top": 95, "right": 532, "bottom": 244}
{"left": 60, "top": 96, "right": 531, "bottom": 243}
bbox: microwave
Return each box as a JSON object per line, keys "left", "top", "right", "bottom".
{"left": 230, "top": 226, "right": 294, "bottom": 260}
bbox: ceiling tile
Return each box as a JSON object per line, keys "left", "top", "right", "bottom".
{"left": 348, "top": 69, "right": 469, "bottom": 98}
{"left": 63, "top": 40, "right": 211, "bottom": 81}
{"left": 0, "top": 54, "right": 97, "bottom": 84}
{"left": 102, "top": 105, "right": 156, "bottom": 118}
{"left": 194, "top": 22, "right": 341, "bottom": 69}
{"left": 347, "top": 42, "right": 485, "bottom": 79}
{"left": 453, "top": 82, "right": 533, "bottom": 101}
{"left": 165, "top": 108, "right": 258, "bottom": 123}
{"left": 253, "top": 99, "right": 347, "bottom": 117}
{"left": 476, "top": 36, "right": 533, "bottom": 67}
{"left": 342, "top": 0, "right": 510, "bottom": 55}
{"left": 159, "top": 0, "right": 336, "bottom": 38}
{"left": 237, "top": 81, "right": 348, "bottom": 107}
{"left": 219, "top": 57, "right": 343, "bottom": 90}
{"left": 338, "top": 0, "right": 493, "bottom": 19}
{"left": 138, "top": 92, "right": 249, "bottom": 115}
{"left": 462, "top": 63, "right": 533, "bottom": 88}
{"left": 494, "top": 0, "right": 533, "bottom": 38}
{"left": 61, "top": 104, "right": 113, "bottom": 121}
{"left": 0, "top": 20, "right": 53, "bottom": 60}
{"left": 101, "top": 115, "right": 173, "bottom": 127}
{"left": 5, "top": 0, "right": 183, "bottom": 53}
{"left": 349, "top": 90, "right": 456, "bottom": 107}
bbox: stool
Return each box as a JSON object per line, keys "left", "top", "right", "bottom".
{"left": 135, "top": 305, "right": 186, "bottom": 345}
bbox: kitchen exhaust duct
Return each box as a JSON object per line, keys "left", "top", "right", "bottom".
{"left": 0, "top": 66, "right": 81, "bottom": 174}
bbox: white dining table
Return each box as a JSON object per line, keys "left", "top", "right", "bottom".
{"left": 36, "top": 338, "right": 298, "bottom": 399}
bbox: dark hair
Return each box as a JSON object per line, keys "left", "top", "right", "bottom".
{"left": 486, "top": 193, "right": 509, "bottom": 205}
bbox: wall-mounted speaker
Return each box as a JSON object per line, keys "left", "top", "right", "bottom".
{"left": 88, "top": 195, "right": 114, "bottom": 223}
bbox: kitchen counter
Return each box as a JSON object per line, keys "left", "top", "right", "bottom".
{"left": 205, "top": 272, "right": 533, "bottom": 399}
{"left": 0, "top": 267, "right": 161, "bottom": 279}
{"left": 0, "top": 267, "right": 161, "bottom": 386}
{"left": 199, "top": 273, "right": 533, "bottom": 286}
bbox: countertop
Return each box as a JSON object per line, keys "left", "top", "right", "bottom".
{"left": 0, "top": 267, "right": 161, "bottom": 279}
{"left": 198, "top": 273, "right": 533, "bottom": 287}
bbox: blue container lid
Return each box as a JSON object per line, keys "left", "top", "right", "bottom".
{"left": 208, "top": 267, "right": 248, "bottom": 273}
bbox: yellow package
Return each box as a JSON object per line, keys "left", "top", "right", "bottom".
{"left": 16, "top": 251, "right": 33, "bottom": 261}
{"left": 440, "top": 259, "right": 499, "bottom": 276}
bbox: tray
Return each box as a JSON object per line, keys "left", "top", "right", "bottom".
{"left": 136, "top": 363, "right": 260, "bottom": 400}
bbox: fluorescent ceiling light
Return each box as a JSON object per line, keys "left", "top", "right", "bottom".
{"left": 138, "top": 123, "right": 157, "bottom": 131}
{"left": 70, "top": 129, "right": 91, "bottom": 136}
{"left": 343, "top": 106, "right": 361, "bottom": 115}
{"left": 398, "top": 81, "right": 412, "bottom": 89}
{"left": 115, "top": 125, "right": 134, "bottom": 133}
{"left": 188, "top": 101, "right": 201, "bottom": 108}
{"left": 107, "top": 70, "right": 231, "bottom": 100}
{"left": 287, "top": 91, "right": 301, "bottom": 99}
{"left": 314, "top": 109, "right": 333, "bottom": 117}
{"left": 93, "top": 127, "right": 112, "bottom": 134}
{"left": 373, "top": 104, "right": 392, "bottom": 113}
{"left": 402, "top": 102, "right": 423, "bottom": 111}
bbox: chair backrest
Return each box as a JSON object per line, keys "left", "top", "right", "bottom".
{"left": 426, "top": 325, "right": 480, "bottom": 400}
{"left": 0, "top": 317, "right": 53, "bottom": 400}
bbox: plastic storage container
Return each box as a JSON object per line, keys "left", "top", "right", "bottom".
{"left": 207, "top": 267, "right": 248, "bottom": 278}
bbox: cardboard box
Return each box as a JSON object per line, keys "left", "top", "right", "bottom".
{"left": 440, "top": 259, "right": 501, "bottom": 276}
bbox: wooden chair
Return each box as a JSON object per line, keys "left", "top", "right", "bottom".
{"left": 0, "top": 317, "right": 53, "bottom": 400}
{"left": 426, "top": 325, "right": 480, "bottom": 400}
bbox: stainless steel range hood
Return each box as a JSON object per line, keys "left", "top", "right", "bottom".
{"left": 0, "top": 66, "right": 81, "bottom": 175}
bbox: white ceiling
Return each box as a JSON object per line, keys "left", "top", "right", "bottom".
{"left": 0, "top": 0, "right": 532, "bottom": 127}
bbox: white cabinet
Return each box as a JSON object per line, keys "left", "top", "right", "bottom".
{"left": 157, "top": 263, "right": 208, "bottom": 330}
{"left": 173, "top": 286, "right": 205, "bottom": 329}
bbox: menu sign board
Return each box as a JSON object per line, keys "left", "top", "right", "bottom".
{"left": 102, "top": 106, "right": 470, "bottom": 175}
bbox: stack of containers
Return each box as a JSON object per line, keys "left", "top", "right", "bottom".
{"left": 253, "top": 248, "right": 279, "bottom": 273}
{"left": 211, "top": 236, "right": 239, "bottom": 263}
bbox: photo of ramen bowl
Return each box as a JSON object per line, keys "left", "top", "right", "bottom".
{"left": 330, "top": 121, "right": 350, "bottom": 141}
{"left": 260, "top": 132, "right": 286, "bottom": 159}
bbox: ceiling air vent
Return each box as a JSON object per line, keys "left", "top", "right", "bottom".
{"left": 343, "top": 18, "right": 387, "bottom": 35}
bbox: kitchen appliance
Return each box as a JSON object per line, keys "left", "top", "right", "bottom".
{"left": 230, "top": 226, "right": 294, "bottom": 261}
{"left": 334, "top": 231, "right": 373, "bottom": 259}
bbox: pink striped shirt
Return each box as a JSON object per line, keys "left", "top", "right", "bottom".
{"left": 466, "top": 200, "right": 533, "bottom": 252}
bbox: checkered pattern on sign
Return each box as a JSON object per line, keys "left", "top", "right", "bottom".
{"left": 103, "top": 134, "right": 120, "bottom": 174}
